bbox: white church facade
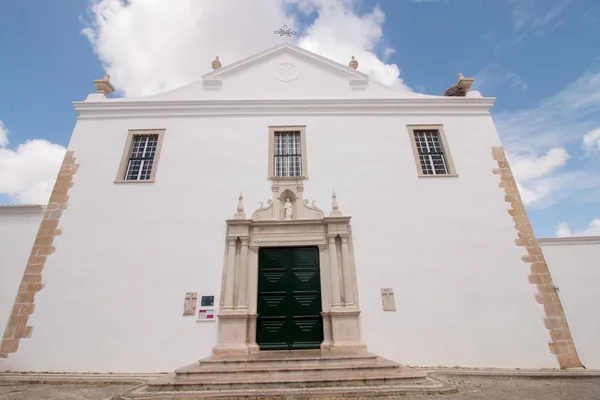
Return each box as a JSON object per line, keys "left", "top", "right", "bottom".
{"left": 1, "top": 43, "right": 599, "bottom": 377}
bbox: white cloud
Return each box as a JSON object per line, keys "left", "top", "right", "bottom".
{"left": 83, "top": 0, "right": 408, "bottom": 97}
{"left": 0, "top": 121, "right": 9, "bottom": 147}
{"left": 509, "top": 148, "right": 569, "bottom": 181}
{"left": 494, "top": 69, "right": 600, "bottom": 208}
{"left": 508, "top": 0, "right": 570, "bottom": 34}
{"left": 556, "top": 218, "right": 600, "bottom": 237}
{"left": 0, "top": 120, "right": 66, "bottom": 204}
{"left": 496, "top": 0, "right": 570, "bottom": 53}
{"left": 507, "top": 148, "right": 569, "bottom": 206}
{"left": 495, "top": 70, "right": 600, "bottom": 154}
{"left": 293, "top": 1, "right": 409, "bottom": 90}
{"left": 474, "top": 64, "right": 527, "bottom": 94}
{"left": 582, "top": 127, "right": 600, "bottom": 154}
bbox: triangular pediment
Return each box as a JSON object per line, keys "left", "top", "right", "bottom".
{"left": 203, "top": 43, "right": 368, "bottom": 81}
{"left": 133, "top": 43, "right": 439, "bottom": 101}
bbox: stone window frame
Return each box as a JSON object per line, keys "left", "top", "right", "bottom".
{"left": 407, "top": 124, "right": 458, "bottom": 178}
{"left": 267, "top": 126, "right": 308, "bottom": 180}
{"left": 115, "top": 129, "right": 165, "bottom": 183}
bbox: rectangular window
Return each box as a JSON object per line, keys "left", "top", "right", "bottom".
{"left": 408, "top": 125, "right": 457, "bottom": 177}
{"left": 268, "top": 126, "right": 307, "bottom": 179}
{"left": 274, "top": 131, "right": 302, "bottom": 177}
{"left": 125, "top": 134, "right": 158, "bottom": 180}
{"left": 116, "top": 129, "right": 165, "bottom": 183}
{"left": 414, "top": 129, "right": 448, "bottom": 175}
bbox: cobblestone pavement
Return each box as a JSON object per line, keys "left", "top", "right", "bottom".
{"left": 405, "top": 376, "right": 600, "bottom": 400}
{"left": 0, "top": 377, "right": 599, "bottom": 399}
{"left": 0, "top": 383, "right": 135, "bottom": 400}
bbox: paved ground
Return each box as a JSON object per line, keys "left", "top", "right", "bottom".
{"left": 0, "top": 383, "right": 135, "bottom": 400}
{"left": 422, "top": 376, "right": 600, "bottom": 399}
{"left": 0, "top": 377, "right": 599, "bottom": 399}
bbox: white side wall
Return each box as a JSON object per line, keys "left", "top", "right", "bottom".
{"left": 0, "top": 208, "right": 43, "bottom": 336}
{"left": 0, "top": 110, "right": 557, "bottom": 372}
{"left": 540, "top": 237, "right": 600, "bottom": 369}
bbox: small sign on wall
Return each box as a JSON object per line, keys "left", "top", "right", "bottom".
{"left": 197, "top": 308, "right": 215, "bottom": 320}
{"left": 201, "top": 295, "right": 215, "bottom": 307}
{"left": 197, "top": 295, "right": 216, "bottom": 322}
{"left": 381, "top": 288, "right": 396, "bottom": 312}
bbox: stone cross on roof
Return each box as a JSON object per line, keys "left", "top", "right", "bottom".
{"left": 274, "top": 25, "right": 296, "bottom": 43}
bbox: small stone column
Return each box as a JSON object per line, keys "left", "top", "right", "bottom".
{"left": 236, "top": 237, "right": 249, "bottom": 311}
{"left": 223, "top": 237, "right": 237, "bottom": 311}
{"left": 318, "top": 243, "right": 333, "bottom": 350}
{"left": 340, "top": 234, "right": 355, "bottom": 307}
{"left": 246, "top": 246, "right": 260, "bottom": 352}
{"left": 271, "top": 184, "right": 280, "bottom": 220}
{"left": 327, "top": 234, "right": 342, "bottom": 309}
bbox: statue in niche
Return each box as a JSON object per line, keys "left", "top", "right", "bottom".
{"left": 284, "top": 198, "right": 293, "bottom": 220}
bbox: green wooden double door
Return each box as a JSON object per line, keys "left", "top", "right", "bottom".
{"left": 256, "top": 247, "right": 324, "bottom": 350}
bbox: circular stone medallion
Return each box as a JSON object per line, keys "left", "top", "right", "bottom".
{"left": 273, "top": 63, "right": 299, "bottom": 82}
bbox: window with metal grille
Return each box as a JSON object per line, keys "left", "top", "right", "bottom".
{"left": 273, "top": 131, "right": 302, "bottom": 177}
{"left": 413, "top": 129, "right": 449, "bottom": 175}
{"left": 124, "top": 134, "right": 159, "bottom": 180}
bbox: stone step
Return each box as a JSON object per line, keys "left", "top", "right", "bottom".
{"left": 175, "top": 361, "right": 399, "bottom": 377}
{"left": 130, "top": 377, "right": 456, "bottom": 399}
{"left": 176, "top": 352, "right": 397, "bottom": 376}
{"left": 197, "top": 350, "right": 377, "bottom": 364}
{"left": 147, "top": 368, "right": 428, "bottom": 392}
{"left": 143, "top": 350, "right": 433, "bottom": 395}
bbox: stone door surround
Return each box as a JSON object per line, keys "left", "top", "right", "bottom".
{"left": 212, "top": 179, "right": 365, "bottom": 356}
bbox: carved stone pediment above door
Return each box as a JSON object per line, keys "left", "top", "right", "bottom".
{"left": 212, "top": 180, "right": 366, "bottom": 356}
{"left": 251, "top": 178, "right": 325, "bottom": 221}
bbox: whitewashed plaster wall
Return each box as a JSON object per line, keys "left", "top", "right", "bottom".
{"left": 540, "top": 237, "right": 600, "bottom": 369}
{"left": 0, "top": 207, "right": 43, "bottom": 336}
{"left": 0, "top": 109, "right": 557, "bottom": 372}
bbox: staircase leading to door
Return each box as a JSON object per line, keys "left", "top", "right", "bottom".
{"left": 126, "top": 350, "right": 455, "bottom": 399}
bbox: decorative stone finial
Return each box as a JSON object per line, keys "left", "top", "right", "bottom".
{"left": 212, "top": 56, "right": 222, "bottom": 70}
{"left": 444, "top": 72, "right": 475, "bottom": 97}
{"left": 330, "top": 190, "right": 342, "bottom": 217}
{"left": 237, "top": 192, "right": 244, "bottom": 213}
{"left": 234, "top": 191, "right": 246, "bottom": 219}
{"left": 93, "top": 74, "right": 115, "bottom": 95}
{"left": 348, "top": 56, "right": 358, "bottom": 69}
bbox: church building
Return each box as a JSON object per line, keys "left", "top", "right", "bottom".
{"left": 2, "top": 39, "right": 599, "bottom": 391}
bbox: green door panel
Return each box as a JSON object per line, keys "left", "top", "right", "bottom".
{"left": 256, "top": 247, "right": 324, "bottom": 350}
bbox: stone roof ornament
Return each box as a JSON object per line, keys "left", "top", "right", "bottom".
{"left": 348, "top": 56, "right": 358, "bottom": 70}
{"left": 212, "top": 56, "right": 222, "bottom": 70}
{"left": 274, "top": 25, "right": 296, "bottom": 43}
{"left": 93, "top": 74, "right": 115, "bottom": 95}
{"left": 444, "top": 72, "right": 475, "bottom": 97}
{"left": 234, "top": 192, "right": 246, "bottom": 219}
{"left": 330, "top": 190, "right": 343, "bottom": 217}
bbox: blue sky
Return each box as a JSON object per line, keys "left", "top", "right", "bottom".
{"left": 0, "top": 0, "right": 599, "bottom": 238}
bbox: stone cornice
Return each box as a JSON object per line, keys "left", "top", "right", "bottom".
{"left": 0, "top": 204, "right": 45, "bottom": 207}
{"left": 228, "top": 218, "right": 328, "bottom": 227}
{"left": 73, "top": 98, "right": 496, "bottom": 119}
{"left": 539, "top": 236, "right": 600, "bottom": 246}
{"left": 323, "top": 216, "right": 352, "bottom": 223}
{"left": 0, "top": 204, "right": 45, "bottom": 216}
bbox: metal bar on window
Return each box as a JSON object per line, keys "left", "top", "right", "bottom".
{"left": 414, "top": 130, "right": 448, "bottom": 175}
{"left": 273, "top": 131, "right": 302, "bottom": 177}
{"left": 125, "top": 134, "right": 159, "bottom": 180}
